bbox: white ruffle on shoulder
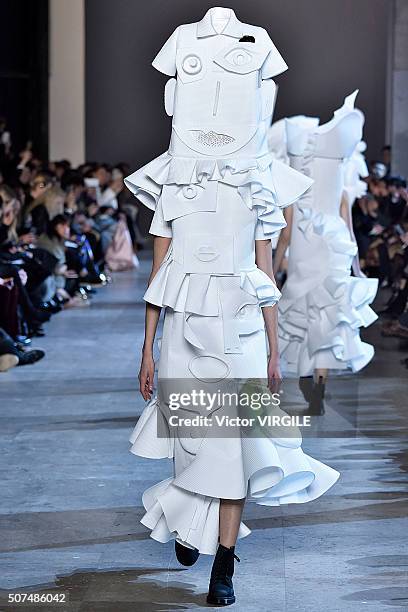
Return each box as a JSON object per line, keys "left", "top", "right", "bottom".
{"left": 125, "top": 149, "right": 313, "bottom": 351}
{"left": 129, "top": 397, "right": 340, "bottom": 554}
{"left": 124, "top": 151, "right": 313, "bottom": 238}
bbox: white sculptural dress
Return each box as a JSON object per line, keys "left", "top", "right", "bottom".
{"left": 267, "top": 116, "right": 320, "bottom": 165}
{"left": 278, "top": 92, "right": 378, "bottom": 376}
{"left": 125, "top": 7, "right": 340, "bottom": 555}
{"left": 343, "top": 140, "right": 369, "bottom": 208}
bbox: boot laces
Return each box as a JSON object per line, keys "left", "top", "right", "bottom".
{"left": 212, "top": 548, "right": 240, "bottom": 581}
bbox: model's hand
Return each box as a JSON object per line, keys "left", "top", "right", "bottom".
{"left": 268, "top": 353, "right": 282, "bottom": 393}
{"left": 139, "top": 351, "right": 155, "bottom": 401}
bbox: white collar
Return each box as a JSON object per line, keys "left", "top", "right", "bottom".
{"left": 196, "top": 7, "right": 244, "bottom": 38}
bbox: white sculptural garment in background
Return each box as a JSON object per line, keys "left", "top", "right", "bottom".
{"left": 278, "top": 91, "right": 379, "bottom": 376}
{"left": 343, "top": 140, "right": 369, "bottom": 207}
{"left": 124, "top": 7, "right": 340, "bottom": 555}
{"left": 267, "top": 115, "right": 320, "bottom": 165}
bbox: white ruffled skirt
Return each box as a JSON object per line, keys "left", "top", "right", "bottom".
{"left": 129, "top": 310, "right": 340, "bottom": 556}
{"left": 130, "top": 395, "right": 340, "bottom": 555}
{"left": 279, "top": 205, "right": 378, "bottom": 376}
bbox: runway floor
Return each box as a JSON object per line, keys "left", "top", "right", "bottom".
{"left": 1, "top": 255, "right": 407, "bottom": 611}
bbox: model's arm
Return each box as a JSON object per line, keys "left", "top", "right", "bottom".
{"left": 139, "top": 236, "right": 172, "bottom": 400}
{"left": 255, "top": 239, "right": 282, "bottom": 390}
{"left": 272, "top": 205, "right": 293, "bottom": 277}
{"left": 340, "top": 192, "right": 366, "bottom": 278}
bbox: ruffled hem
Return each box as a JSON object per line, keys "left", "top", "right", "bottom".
{"left": 279, "top": 206, "right": 378, "bottom": 375}
{"left": 130, "top": 398, "right": 340, "bottom": 554}
{"left": 124, "top": 151, "right": 313, "bottom": 237}
{"left": 143, "top": 244, "right": 281, "bottom": 316}
{"left": 140, "top": 478, "right": 251, "bottom": 555}
{"left": 129, "top": 398, "right": 174, "bottom": 459}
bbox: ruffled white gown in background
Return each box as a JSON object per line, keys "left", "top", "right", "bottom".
{"left": 278, "top": 91, "right": 378, "bottom": 376}
{"left": 125, "top": 7, "right": 340, "bottom": 555}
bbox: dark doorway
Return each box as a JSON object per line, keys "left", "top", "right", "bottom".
{"left": 0, "top": 0, "right": 49, "bottom": 163}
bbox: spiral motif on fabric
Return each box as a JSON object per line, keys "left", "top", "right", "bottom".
{"left": 182, "top": 54, "right": 202, "bottom": 75}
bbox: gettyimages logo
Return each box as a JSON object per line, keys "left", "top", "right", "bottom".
{"left": 168, "top": 388, "right": 282, "bottom": 410}
{"left": 156, "top": 378, "right": 311, "bottom": 439}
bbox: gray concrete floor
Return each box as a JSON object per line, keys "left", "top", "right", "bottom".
{"left": 0, "top": 255, "right": 407, "bottom": 612}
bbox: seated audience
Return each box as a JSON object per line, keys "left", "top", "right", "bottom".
{"left": 353, "top": 146, "right": 408, "bottom": 367}
{"left": 0, "top": 125, "right": 141, "bottom": 371}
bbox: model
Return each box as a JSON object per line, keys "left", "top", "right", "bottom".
{"left": 276, "top": 92, "right": 378, "bottom": 413}
{"left": 125, "top": 7, "right": 340, "bottom": 606}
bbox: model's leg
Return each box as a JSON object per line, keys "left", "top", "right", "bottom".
{"left": 219, "top": 498, "right": 245, "bottom": 547}
{"left": 309, "top": 368, "right": 327, "bottom": 415}
{"left": 314, "top": 367, "right": 328, "bottom": 382}
{"left": 207, "top": 498, "right": 245, "bottom": 606}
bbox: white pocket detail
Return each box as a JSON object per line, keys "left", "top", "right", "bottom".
{"left": 217, "top": 279, "right": 263, "bottom": 354}
{"left": 161, "top": 180, "right": 218, "bottom": 222}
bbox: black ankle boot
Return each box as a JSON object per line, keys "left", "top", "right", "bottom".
{"left": 207, "top": 544, "right": 240, "bottom": 606}
{"left": 299, "top": 376, "right": 313, "bottom": 403}
{"left": 175, "top": 540, "right": 200, "bottom": 566}
{"left": 308, "top": 376, "right": 326, "bottom": 415}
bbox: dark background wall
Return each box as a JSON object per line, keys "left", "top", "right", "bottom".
{"left": 0, "top": 0, "right": 48, "bottom": 160}
{"left": 85, "top": 0, "right": 391, "bottom": 169}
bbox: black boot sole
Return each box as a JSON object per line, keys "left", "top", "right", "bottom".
{"left": 206, "top": 594, "right": 236, "bottom": 606}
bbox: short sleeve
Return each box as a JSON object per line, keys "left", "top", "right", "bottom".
{"left": 260, "top": 30, "right": 288, "bottom": 80}
{"left": 152, "top": 27, "right": 179, "bottom": 76}
{"left": 255, "top": 218, "right": 269, "bottom": 240}
{"left": 149, "top": 198, "right": 172, "bottom": 238}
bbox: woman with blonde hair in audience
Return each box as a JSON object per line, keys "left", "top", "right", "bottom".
{"left": 25, "top": 185, "right": 65, "bottom": 235}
